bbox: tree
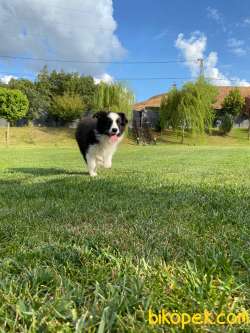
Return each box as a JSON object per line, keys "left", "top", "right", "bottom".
{"left": 64, "top": 75, "right": 96, "bottom": 111}
{"left": 36, "top": 65, "right": 51, "bottom": 94}
{"left": 49, "top": 93, "right": 85, "bottom": 123}
{"left": 0, "top": 87, "right": 29, "bottom": 143}
{"left": 9, "top": 78, "right": 50, "bottom": 124}
{"left": 221, "top": 88, "right": 245, "bottom": 117}
{"left": 193, "top": 77, "right": 219, "bottom": 127}
{"left": 160, "top": 86, "right": 182, "bottom": 130}
{"left": 160, "top": 78, "right": 218, "bottom": 143}
{"left": 94, "top": 82, "right": 135, "bottom": 119}
{"left": 36, "top": 68, "right": 97, "bottom": 117}
{"left": 48, "top": 70, "right": 72, "bottom": 96}
{"left": 219, "top": 113, "right": 234, "bottom": 135}
{"left": 181, "top": 78, "right": 218, "bottom": 132}
{"left": 4, "top": 69, "right": 134, "bottom": 126}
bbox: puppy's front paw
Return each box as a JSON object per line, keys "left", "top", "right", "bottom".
{"left": 89, "top": 171, "right": 97, "bottom": 177}
{"left": 96, "top": 156, "right": 104, "bottom": 166}
{"left": 104, "top": 161, "right": 112, "bottom": 169}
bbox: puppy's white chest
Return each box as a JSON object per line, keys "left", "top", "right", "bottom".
{"left": 98, "top": 135, "right": 122, "bottom": 155}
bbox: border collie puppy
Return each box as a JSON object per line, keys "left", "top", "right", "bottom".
{"left": 75, "top": 111, "right": 128, "bottom": 176}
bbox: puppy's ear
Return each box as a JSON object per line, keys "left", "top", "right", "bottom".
{"left": 118, "top": 112, "right": 128, "bottom": 125}
{"left": 93, "top": 111, "right": 107, "bottom": 119}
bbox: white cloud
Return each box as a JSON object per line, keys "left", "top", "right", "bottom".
{"left": 175, "top": 32, "right": 207, "bottom": 77}
{"left": 207, "top": 7, "right": 221, "bottom": 22}
{"left": 235, "top": 17, "right": 250, "bottom": 28}
{"left": 206, "top": 7, "right": 226, "bottom": 31}
{"left": 154, "top": 29, "right": 168, "bottom": 40}
{"left": 230, "top": 78, "right": 250, "bottom": 87}
{"left": 231, "top": 48, "right": 246, "bottom": 56}
{"left": 243, "top": 18, "right": 250, "bottom": 25}
{"left": 205, "top": 51, "right": 231, "bottom": 85}
{"left": 227, "top": 38, "right": 244, "bottom": 48}
{"left": 227, "top": 38, "right": 246, "bottom": 56}
{"left": 0, "top": 75, "right": 16, "bottom": 84}
{"left": 0, "top": 0, "right": 125, "bottom": 77}
{"left": 94, "top": 73, "right": 113, "bottom": 84}
{"left": 175, "top": 32, "right": 250, "bottom": 86}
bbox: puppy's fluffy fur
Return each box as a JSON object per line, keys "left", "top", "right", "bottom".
{"left": 75, "top": 111, "right": 128, "bottom": 176}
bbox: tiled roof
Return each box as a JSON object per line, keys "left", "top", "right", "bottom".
{"left": 133, "top": 94, "right": 165, "bottom": 111}
{"left": 133, "top": 86, "right": 250, "bottom": 111}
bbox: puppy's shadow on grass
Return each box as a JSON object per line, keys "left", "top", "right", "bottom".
{"left": 8, "top": 168, "right": 88, "bottom": 176}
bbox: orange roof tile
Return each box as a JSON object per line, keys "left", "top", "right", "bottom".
{"left": 133, "top": 86, "right": 250, "bottom": 111}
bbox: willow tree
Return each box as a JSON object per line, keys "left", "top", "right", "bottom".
{"left": 160, "top": 78, "right": 218, "bottom": 143}
{"left": 94, "top": 82, "right": 135, "bottom": 119}
{"left": 160, "top": 86, "right": 182, "bottom": 130}
{"left": 181, "top": 78, "right": 218, "bottom": 133}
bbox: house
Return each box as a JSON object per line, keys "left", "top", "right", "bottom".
{"left": 133, "top": 94, "right": 163, "bottom": 130}
{"left": 133, "top": 86, "right": 250, "bottom": 129}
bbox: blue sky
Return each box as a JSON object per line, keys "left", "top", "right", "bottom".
{"left": 111, "top": 0, "right": 250, "bottom": 100}
{"left": 0, "top": 0, "right": 250, "bottom": 102}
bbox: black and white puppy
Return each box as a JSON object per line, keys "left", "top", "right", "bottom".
{"left": 75, "top": 111, "right": 128, "bottom": 176}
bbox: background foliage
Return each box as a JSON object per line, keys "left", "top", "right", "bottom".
{"left": 49, "top": 93, "right": 85, "bottom": 123}
{"left": 0, "top": 87, "right": 29, "bottom": 124}
{"left": 94, "top": 82, "right": 135, "bottom": 118}
{"left": 5, "top": 67, "right": 134, "bottom": 125}
{"left": 221, "top": 88, "right": 245, "bottom": 117}
{"left": 160, "top": 78, "right": 218, "bottom": 142}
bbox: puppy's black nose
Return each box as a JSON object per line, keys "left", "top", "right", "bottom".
{"left": 112, "top": 128, "right": 118, "bottom": 133}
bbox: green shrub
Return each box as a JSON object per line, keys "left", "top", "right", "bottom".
{"left": 222, "top": 88, "right": 245, "bottom": 117}
{"left": 220, "top": 113, "right": 234, "bottom": 135}
{"left": 49, "top": 93, "right": 84, "bottom": 123}
{"left": 0, "top": 87, "right": 29, "bottom": 124}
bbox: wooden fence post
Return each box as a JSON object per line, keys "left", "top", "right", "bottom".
{"left": 5, "top": 122, "right": 10, "bottom": 145}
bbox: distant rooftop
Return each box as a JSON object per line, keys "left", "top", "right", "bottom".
{"left": 133, "top": 86, "right": 250, "bottom": 111}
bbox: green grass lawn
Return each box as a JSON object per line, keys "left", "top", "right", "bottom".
{"left": 0, "top": 143, "right": 250, "bottom": 332}
{"left": 1, "top": 126, "right": 250, "bottom": 147}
